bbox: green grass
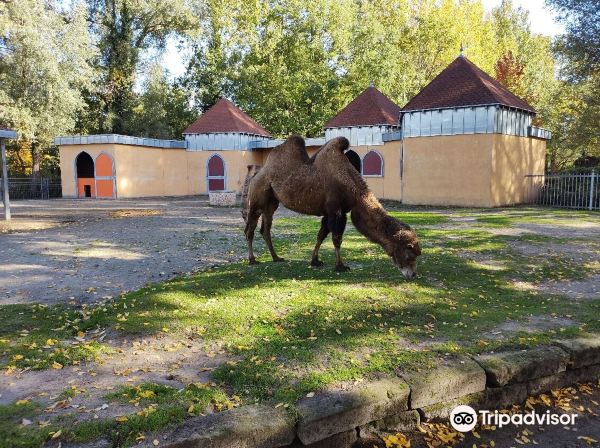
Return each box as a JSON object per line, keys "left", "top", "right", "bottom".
{"left": 64, "top": 382, "right": 233, "bottom": 446}
{"left": 0, "top": 383, "right": 232, "bottom": 448}
{"left": 0, "top": 401, "right": 61, "bottom": 448}
{"left": 474, "top": 208, "right": 599, "bottom": 227}
{"left": 1, "top": 208, "right": 599, "bottom": 447}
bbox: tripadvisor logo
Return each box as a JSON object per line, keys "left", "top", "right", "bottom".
{"left": 449, "top": 405, "right": 578, "bottom": 432}
{"left": 450, "top": 405, "right": 478, "bottom": 432}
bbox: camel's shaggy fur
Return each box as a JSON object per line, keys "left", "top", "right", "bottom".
{"left": 242, "top": 136, "right": 421, "bottom": 278}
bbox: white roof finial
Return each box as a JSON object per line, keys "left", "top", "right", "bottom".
{"left": 459, "top": 43, "right": 465, "bottom": 58}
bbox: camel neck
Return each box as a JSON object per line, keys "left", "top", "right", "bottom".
{"left": 351, "top": 192, "right": 393, "bottom": 249}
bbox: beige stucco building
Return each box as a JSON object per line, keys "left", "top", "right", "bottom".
{"left": 56, "top": 56, "right": 550, "bottom": 207}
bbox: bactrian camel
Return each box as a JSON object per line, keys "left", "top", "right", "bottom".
{"left": 242, "top": 136, "right": 421, "bottom": 279}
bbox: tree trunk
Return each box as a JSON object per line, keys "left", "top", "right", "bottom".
{"left": 31, "top": 141, "right": 41, "bottom": 195}
{"left": 31, "top": 141, "right": 40, "bottom": 181}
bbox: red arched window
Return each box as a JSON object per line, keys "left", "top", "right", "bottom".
{"left": 207, "top": 154, "right": 226, "bottom": 191}
{"left": 362, "top": 151, "right": 383, "bottom": 176}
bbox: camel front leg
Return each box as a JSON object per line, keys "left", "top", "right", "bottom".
{"left": 311, "top": 216, "right": 329, "bottom": 267}
{"left": 261, "top": 205, "right": 284, "bottom": 262}
{"left": 329, "top": 211, "right": 349, "bottom": 272}
{"left": 245, "top": 210, "right": 260, "bottom": 264}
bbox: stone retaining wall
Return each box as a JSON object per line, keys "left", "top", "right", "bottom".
{"left": 146, "top": 335, "right": 600, "bottom": 448}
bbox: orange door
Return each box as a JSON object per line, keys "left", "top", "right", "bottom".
{"left": 95, "top": 153, "right": 115, "bottom": 198}
{"left": 77, "top": 179, "right": 95, "bottom": 198}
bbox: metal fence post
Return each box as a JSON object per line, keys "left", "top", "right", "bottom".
{"left": 590, "top": 170, "right": 596, "bottom": 211}
{"left": 42, "top": 178, "right": 48, "bottom": 200}
{"left": 1, "top": 138, "right": 10, "bottom": 220}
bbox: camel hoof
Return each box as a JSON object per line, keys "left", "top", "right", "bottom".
{"left": 310, "top": 259, "right": 324, "bottom": 267}
{"left": 273, "top": 257, "right": 285, "bottom": 262}
{"left": 249, "top": 258, "right": 260, "bottom": 265}
{"left": 335, "top": 264, "right": 350, "bottom": 272}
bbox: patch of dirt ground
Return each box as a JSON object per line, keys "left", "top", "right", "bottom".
{"left": 0, "top": 197, "right": 295, "bottom": 306}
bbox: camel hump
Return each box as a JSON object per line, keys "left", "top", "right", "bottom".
{"left": 314, "top": 136, "right": 350, "bottom": 162}
{"left": 286, "top": 134, "right": 306, "bottom": 149}
{"left": 271, "top": 134, "right": 309, "bottom": 163}
{"left": 326, "top": 136, "right": 350, "bottom": 153}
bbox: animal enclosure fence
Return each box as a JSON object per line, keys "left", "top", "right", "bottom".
{"left": 0, "top": 177, "right": 62, "bottom": 200}
{"left": 524, "top": 171, "right": 599, "bottom": 210}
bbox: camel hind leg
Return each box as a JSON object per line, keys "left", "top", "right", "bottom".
{"left": 310, "top": 216, "right": 329, "bottom": 267}
{"left": 260, "top": 199, "right": 284, "bottom": 262}
{"left": 245, "top": 207, "right": 261, "bottom": 264}
{"left": 329, "top": 211, "right": 349, "bottom": 272}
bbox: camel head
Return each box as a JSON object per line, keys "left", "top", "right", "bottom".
{"left": 388, "top": 224, "right": 421, "bottom": 279}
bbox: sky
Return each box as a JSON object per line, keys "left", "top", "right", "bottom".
{"left": 160, "top": 0, "right": 565, "bottom": 80}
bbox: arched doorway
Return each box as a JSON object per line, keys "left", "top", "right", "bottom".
{"left": 95, "top": 153, "right": 116, "bottom": 198}
{"left": 345, "top": 150, "right": 361, "bottom": 173}
{"left": 76, "top": 152, "right": 95, "bottom": 198}
{"left": 207, "top": 154, "right": 226, "bottom": 191}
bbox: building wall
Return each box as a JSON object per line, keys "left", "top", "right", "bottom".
{"left": 59, "top": 134, "right": 545, "bottom": 205}
{"left": 59, "top": 144, "right": 117, "bottom": 198}
{"left": 491, "top": 134, "right": 546, "bottom": 206}
{"left": 347, "top": 142, "right": 402, "bottom": 201}
{"left": 402, "top": 134, "right": 495, "bottom": 207}
{"left": 59, "top": 144, "right": 264, "bottom": 198}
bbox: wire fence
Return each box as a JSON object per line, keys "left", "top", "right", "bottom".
{"left": 0, "top": 177, "right": 62, "bottom": 200}
{"left": 525, "top": 171, "right": 599, "bottom": 210}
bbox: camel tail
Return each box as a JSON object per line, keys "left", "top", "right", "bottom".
{"left": 241, "top": 165, "right": 261, "bottom": 223}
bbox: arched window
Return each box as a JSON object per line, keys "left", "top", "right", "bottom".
{"left": 207, "top": 154, "right": 226, "bottom": 191}
{"left": 345, "top": 150, "right": 361, "bottom": 173}
{"left": 76, "top": 152, "right": 94, "bottom": 178}
{"left": 362, "top": 150, "right": 383, "bottom": 177}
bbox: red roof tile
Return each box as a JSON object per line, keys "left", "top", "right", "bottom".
{"left": 184, "top": 98, "right": 271, "bottom": 137}
{"left": 402, "top": 56, "right": 535, "bottom": 113}
{"left": 324, "top": 87, "right": 401, "bottom": 128}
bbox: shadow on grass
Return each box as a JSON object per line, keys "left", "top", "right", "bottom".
{"left": 1, "top": 214, "right": 598, "bottom": 403}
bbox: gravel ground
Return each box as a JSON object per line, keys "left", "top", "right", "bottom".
{"left": 0, "top": 197, "right": 294, "bottom": 306}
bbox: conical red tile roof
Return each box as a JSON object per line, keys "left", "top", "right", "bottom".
{"left": 402, "top": 56, "right": 534, "bottom": 113}
{"left": 184, "top": 98, "right": 271, "bottom": 137}
{"left": 324, "top": 86, "right": 401, "bottom": 128}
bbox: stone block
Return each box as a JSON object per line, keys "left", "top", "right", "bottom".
{"left": 475, "top": 346, "right": 569, "bottom": 387}
{"left": 371, "top": 410, "right": 421, "bottom": 432}
{"left": 155, "top": 404, "right": 295, "bottom": 448}
{"left": 297, "top": 430, "right": 357, "bottom": 448}
{"left": 528, "top": 364, "right": 600, "bottom": 396}
{"left": 399, "top": 356, "right": 486, "bottom": 409}
{"left": 554, "top": 335, "right": 600, "bottom": 369}
{"left": 420, "top": 383, "right": 527, "bottom": 421}
{"left": 296, "top": 378, "right": 409, "bottom": 445}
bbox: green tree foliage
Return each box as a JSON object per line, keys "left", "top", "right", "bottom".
{"left": 544, "top": 0, "right": 599, "bottom": 169}
{"left": 234, "top": 0, "right": 356, "bottom": 137}
{"left": 126, "top": 65, "right": 196, "bottom": 139}
{"left": 1, "top": 0, "right": 593, "bottom": 175}
{"left": 86, "top": 0, "right": 196, "bottom": 133}
{"left": 0, "top": 0, "right": 96, "bottom": 177}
